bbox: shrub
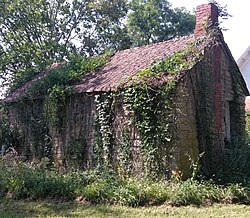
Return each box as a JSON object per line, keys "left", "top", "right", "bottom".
{"left": 0, "top": 157, "right": 90, "bottom": 199}
{"left": 224, "top": 184, "right": 250, "bottom": 203}
{"left": 0, "top": 157, "right": 250, "bottom": 206}
{"left": 169, "top": 180, "right": 223, "bottom": 206}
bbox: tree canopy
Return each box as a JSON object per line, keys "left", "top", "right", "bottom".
{"left": 0, "top": 0, "right": 196, "bottom": 94}
{"left": 127, "top": 0, "right": 195, "bottom": 47}
{"left": 0, "top": 0, "right": 129, "bottom": 90}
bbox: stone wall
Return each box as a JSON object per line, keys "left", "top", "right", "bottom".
{"left": 174, "top": 70, "right": 199, "bottom": 179}
{"left": 176, "top": 44, "right": 246, "bottom": 175}
{"left": 5, "top": 44, "right": 246, "bottom": 178}
{"left": 50, "top": 93, "right": 95, "bottom": 168}
{"left": 8, "top": 99, "right": 48, "bottom": 160}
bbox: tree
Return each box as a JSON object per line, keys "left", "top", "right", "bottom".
{"left": 0, "top": 0, "right": 196, "bottom": 93}
{"left": 127, "top": 0, "right": 195, "bottom": 47}
{"left": 0, "top": 0, "right": 128, "bottom": 91}
{"left": 78, "top": 0, "right": 131, "bottom": 55}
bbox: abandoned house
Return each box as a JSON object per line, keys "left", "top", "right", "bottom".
{"left": 2, "top": 3, "right": 249, "bottom": 179}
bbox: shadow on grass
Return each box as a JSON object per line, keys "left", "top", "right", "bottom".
{"left": 0, "top": 198, "right": 127, "bottom": 217}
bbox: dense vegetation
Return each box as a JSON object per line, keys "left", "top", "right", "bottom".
{"left": 0, "top": 110, "right": 249, "bottom": 207}
{"left": 1, "top": 111, "right": 250, "bottom": 206}
{"left": 0, "top": 155, "right": 250, "bottom": 206}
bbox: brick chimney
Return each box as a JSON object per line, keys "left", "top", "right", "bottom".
{"left": 194, "top": 3, "right": 219, "bottom": 37}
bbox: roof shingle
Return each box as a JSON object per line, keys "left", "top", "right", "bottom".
{"left": 4, "top": 34, "right": 203, "bottom": 102}
{"left": 75, "top": 35, "right": 196, "bottom": 93}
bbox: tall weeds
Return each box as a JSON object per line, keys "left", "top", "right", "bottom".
{"left": 0, "top": 156, "right": 249, "bottom": 206}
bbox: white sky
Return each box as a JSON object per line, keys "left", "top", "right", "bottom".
{"left": 169, "top": 0, "right": 250, "bottom": 60}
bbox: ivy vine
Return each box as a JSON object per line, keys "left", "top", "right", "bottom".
{"left": 120, "top": 41, "right": 205, "bottom": 178}
{"left": 26, "top": 52, "right": 112, "bottom": 128}
{"left": 122, "top": 82, "right": 175, "bottom": 178}
{"left": 7, "top": 36, "right": 211, "bottom": 176}
{"left": 94, "top": 92, "right": 115, "bottom": 168}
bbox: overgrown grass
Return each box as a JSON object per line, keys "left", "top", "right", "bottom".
{"left": 208, "top": 112, "right": 250, "bottom": 185}
{"left": 0, "top": 156, "right": 250, "bottom": 207}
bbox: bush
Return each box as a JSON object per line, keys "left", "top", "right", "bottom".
{"left": 169, "top": 180, "right": 223, "bottom": 206}
{"left": 0, "top": 157, "right": 250, "bottom": 206}
{"left": 0, "top": 157, "right": 91, "bottom": 199}
{"left": 224, "top": 184, "right": 250, "bottom": 203}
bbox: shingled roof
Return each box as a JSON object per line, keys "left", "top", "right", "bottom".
{"left": 74, "top": 35, "right": 196, "bottom": 93}
{"left": 4, "top": 34, "right": 203, "bottom": 103}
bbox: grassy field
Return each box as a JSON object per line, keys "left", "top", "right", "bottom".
{"left": 1, "top": 199, "right": 250, "bottom": 218}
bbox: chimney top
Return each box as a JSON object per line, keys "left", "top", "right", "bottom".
{"left": 194, "top": 3, "right": 219, "bottom": 37}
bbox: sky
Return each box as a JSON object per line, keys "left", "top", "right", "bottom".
{"left": 169, "top": 0, "right": 250, "bottom": 60}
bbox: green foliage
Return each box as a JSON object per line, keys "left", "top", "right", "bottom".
{"left": 0, "top": 104, "right": 21, "bottom": 152}
{"left": 65, "top": 138, "right": 86, "bottom": 168}
{"left": 211, "top": 66, "right": 250, "bottom": 184}
{"left": 44, "top": 85, "right": 72, "bottom": 127}
{"left": 30, "top": 53, "right": 111, "bottom": 128}
{"left": 0, "top": 157, "right": 99, "bottom": 200}
{"left": 1, "top": 53, "right": 110, "bottom": 163}
{"left": 127, "top": 0, "right": 195, "bottom": 46}
{"left": 209, "top": 113, "right": 250, "bottom": 184}
{"left": 119, "top": 43, "right": 205, "bottom": 178}
{"left": 17, "top": 53, "right": 110, "bottom": 93}
{"left": 0, "top": 0, "right": 128, "bottom": 91}
{"left": 117, "top": 128, "right": 133, "bottom": 176}
{"left": 131, "top": 40, "right": 205, "bottom": 82}
{"left": 123, "top": 83, "right": 175, "bottom": 178}
{"left": 225, "top": 183, "right": 250, "bottom": 203}
{"left": 1, "top": 158, "right": 250, "bottom": 206}
{"left": 94, "top": 93, "right": 115, "bottom": 168}
{"left": 170, "top": 180, "right": 223, "bottom": 206}
{"left": 0, "top": 0, "right": 197, "bottom": 93}
{"left": 214, "top": 142, "right": 250, "bottom": 185}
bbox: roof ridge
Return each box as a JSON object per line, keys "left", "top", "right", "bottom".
{"left": 116, "top": 34, "right": 195, "bottom": 54}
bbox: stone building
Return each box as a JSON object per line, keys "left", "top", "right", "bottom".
{"left": 3, "top": 3, "right": 248, "bottom": 178}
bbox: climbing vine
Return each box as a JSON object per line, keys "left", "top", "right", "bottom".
{"left": 5, "top": 53, "right": 111, "bottom": 162}
{"left": 94, "top": 93, "right": 115, "bottom": 168}
{"left": 122, "top": 82, "right": 176, "bottom": 178}
{"left": 44, "top": 85, "right": 72, "bottom": 127}
{"left": 4, "top": 36, "right": 214, "bottom": 176}
{"left": 27, "top": 52, "right": 112, "bottom": 128}
{"left": 0, "top": 103, "right": 20, "bottom": 153}
{"left": 117, "top": 127, "right": 133, "bottom": 176}
{"left": 120, "top": 41, "right": 206, "bottom": 178}
{"left": 91, "top": 41, "right": 207, "bottom": 177}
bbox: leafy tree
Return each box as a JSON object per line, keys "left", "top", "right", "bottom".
{"left": 78, "top": 0, "right": 131, "bottom": 55}
{"left": 0, "top": 0, "right": 128, "bottom": 91}
{"left": 0, "top": 0, "right": 197, "bottom": 93}
{"left": 127, "top": 0, "right": 195, "bottom": 46}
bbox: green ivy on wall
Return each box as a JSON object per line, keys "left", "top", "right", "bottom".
{"left": 27, "top": 52, "right": 112, "bottom": 128}
{"left": 9, "top": 53, "right": 111, "bottom": 162}
{"left": 123, "top": 82, "right": 176, "bottom": 178}
{"left": 94, "top": 93, "right": 115, "bottom": 168}
{"left": 91, "top": 40, "right": 206, "bottom": 177}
